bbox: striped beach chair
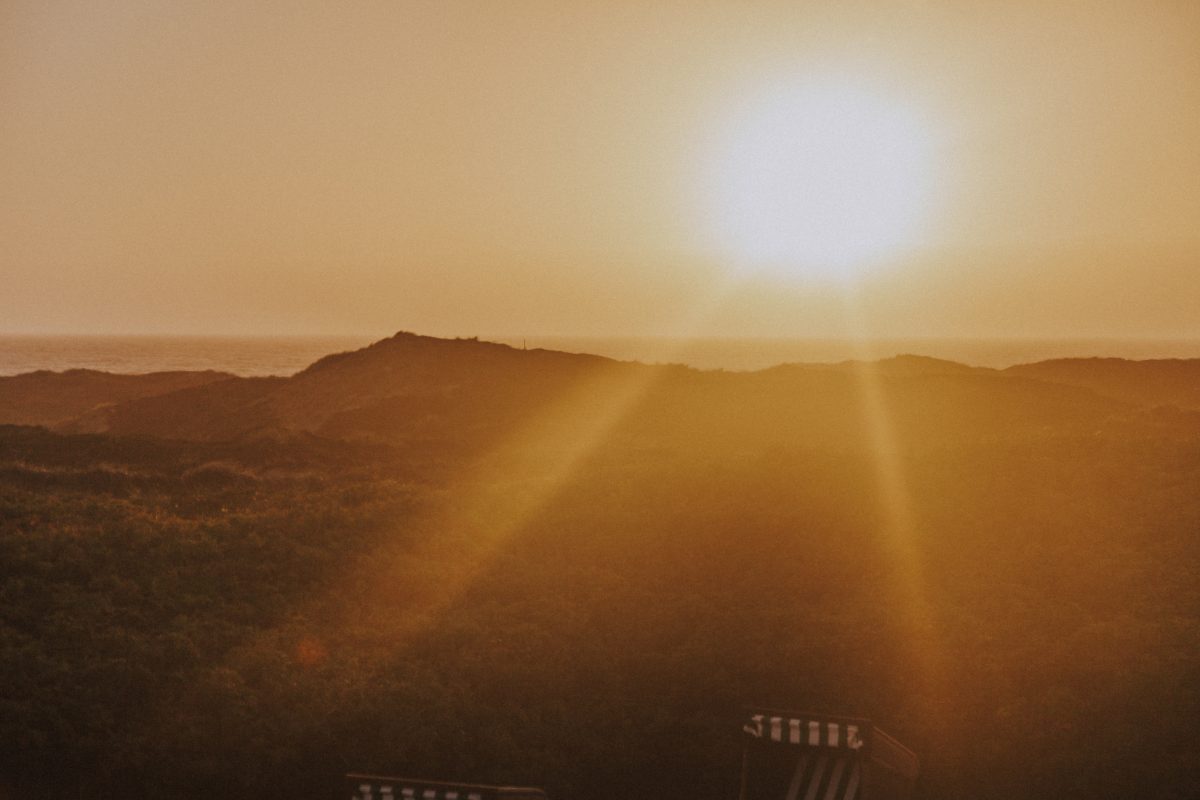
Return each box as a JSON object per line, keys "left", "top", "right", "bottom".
{"left": 346, "top": 775, "right": 548, "bottom": 800}
{"left": 739, "top": 710, "right": 919, "bottom": 800}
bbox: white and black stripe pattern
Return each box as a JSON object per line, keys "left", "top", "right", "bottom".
{"left": 743, "top": 714, "right": 865, "bottom": 751}
{"left": 781, "top": 754, "right": 862, "bottom": 800}
{"left": 346, "top": 775, "right": 548, "bottom": 800}
{"left": 354, "top": 785, "right": 486, "bottom": 800}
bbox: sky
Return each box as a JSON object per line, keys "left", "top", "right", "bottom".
{"left": 3, "top": 0, "right": 1199, "bottom": 338}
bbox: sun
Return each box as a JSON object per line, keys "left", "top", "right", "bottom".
{"left": 702, "top": 76, "right": 938, "bottom": 284}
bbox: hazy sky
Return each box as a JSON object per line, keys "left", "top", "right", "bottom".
{"left": 3, "top": 1, "right": 1199, "bottom": 338}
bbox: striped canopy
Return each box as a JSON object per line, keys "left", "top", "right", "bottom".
{"left": 346, "top": 775, "right": 547, "bottom": 800}
{"left": 740, "top": 711, "right": 918, "bottom": 800}
{"left": 743, "top": 713, "right": 866, "bottom": 751}
{"left": 353, "top": 784, "right": 485, "bottom": 800}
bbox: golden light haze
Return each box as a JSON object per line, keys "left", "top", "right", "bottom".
{"left": 3, "top": 1, "right": 1198, "bottom": 338}
{"left": 703, "top": 74, "right": 939, "bottom": 282}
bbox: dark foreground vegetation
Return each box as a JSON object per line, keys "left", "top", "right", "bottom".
{"left": 1, "top": 334, "right": 1199, "bottom": 799}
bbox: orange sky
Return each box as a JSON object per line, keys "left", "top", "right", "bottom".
{"left": 3, "top": 1, "right": 1198, "bottom": 338}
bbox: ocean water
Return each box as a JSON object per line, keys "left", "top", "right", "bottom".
{"left": 1, "top": 334, "right": 1199, "bottom": 377}
{"left": 0, "top": 335, "right": 376, "bottom": 377}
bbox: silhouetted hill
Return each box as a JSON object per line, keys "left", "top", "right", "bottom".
{"left": 0, "top": 369, "right": 233, "bottom": 427}
{"left": 277, "top": 332, "right": 633, "bottom": 441}
{"left": 63, "top": 375, "right": 288, "bottom": 440}
{"left": 47, "top": 332, "right": 1184, "bottom": 452}
{"left": 1006, "top": 357, "right": 1200, "bottom": 411}
{"left": 79, "top": 333, "right": 641, "bottom": 447}
{"left": 787, "top": 353, "right": 995, "bottom": 377}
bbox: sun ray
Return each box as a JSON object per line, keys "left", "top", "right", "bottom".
{"left": 339, "top": 283, "right": 741, "bottom": 640}
{"left": 184, "top": 283, "right": 748, "bottom": 701}
{"left": 837, "top": 292, "right": 952, "bottom": 747}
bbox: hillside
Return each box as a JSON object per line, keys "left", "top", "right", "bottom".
{"left": 1006, "top": 357, "right": 1200, "bottom": 411}
{"left": 48, "top": 332, "right": 1196, "bottom": 452}
{"left": 2, "top": 335, "right": 1200, "bottom": 800}
{"left": 68, "top": 333, "right": 634, "bottom": 445}
{"left": 0, "top": 369, "right": 233, "bottom": 427}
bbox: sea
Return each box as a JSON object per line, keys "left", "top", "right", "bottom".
{"left": 1, "top": 334, "right": 1199, "bottom": 377}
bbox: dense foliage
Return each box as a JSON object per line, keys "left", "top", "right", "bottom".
{"left": 1, "top": 416, "right": 1198, "bottom": 800}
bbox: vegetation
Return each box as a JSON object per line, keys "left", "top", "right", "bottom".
{"left": 1, "top": 336, "right": 1199, "bottom": 799}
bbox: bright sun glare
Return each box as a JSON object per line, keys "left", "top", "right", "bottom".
{"left": 705, "top": 77, "right": 937, "bottom": 284}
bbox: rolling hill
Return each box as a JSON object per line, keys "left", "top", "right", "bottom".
{"left": 1, "top": 333, "right": 1200, "bottom": 800}
{"left": 0, "top": 369, "right": 233, "bottom": 428}
{"left": 28, "top": 332, "right": 1199, "bottom": 453}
